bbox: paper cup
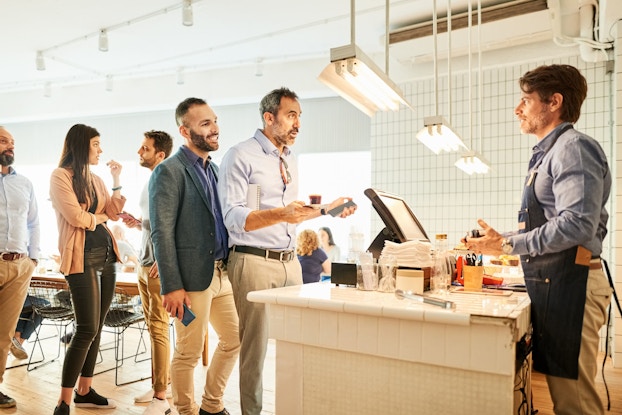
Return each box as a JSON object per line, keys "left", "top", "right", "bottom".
{"left": 463, "top": 265, "right": 484, "bottom": 292}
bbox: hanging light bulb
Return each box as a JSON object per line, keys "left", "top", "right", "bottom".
{"left": 36, "top": 51, "right": 46, "bottom": 71}
{"left": 182, "top": 0, "right": 193, "bottom": 26}
{"left": 99, "top": 29, "right": 109, "bottom": 52}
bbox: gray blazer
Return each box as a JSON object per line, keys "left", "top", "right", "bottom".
{"left": 149, "top": 148, "right": 217, "bottom": 295}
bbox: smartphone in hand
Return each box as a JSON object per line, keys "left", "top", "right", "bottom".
{"left": 181, "top": 303, "right": 196, "bottom": 326}
{"left": 327, "top": 200, "right": 357, "bottom": 217}
{"left": 118, "top": 211, "right": 141, "bottom": 224}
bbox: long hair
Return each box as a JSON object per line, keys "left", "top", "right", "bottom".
{"left": 319, "top": 227, "right": 336, "bottom": 246}
{"left": 58, "top": 124, "right": 99, "bottom": 204}
{"left": 296, "top": 229, "right": 319, "bottom": 257}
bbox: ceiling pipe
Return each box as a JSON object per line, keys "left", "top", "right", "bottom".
{"left": 549, "top": 0, "right": 612, "bottom": 62}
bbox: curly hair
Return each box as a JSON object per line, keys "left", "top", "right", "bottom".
{"left": 296, "top": 229, "right": 319, "bottom": 257}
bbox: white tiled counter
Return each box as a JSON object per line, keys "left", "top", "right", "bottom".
{"left": 248, "top": 283, "right": 532, "bottom": 415}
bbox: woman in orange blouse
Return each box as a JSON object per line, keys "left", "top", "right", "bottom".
{"left": 49, "top": 124, "right": 125, "bottom": 415}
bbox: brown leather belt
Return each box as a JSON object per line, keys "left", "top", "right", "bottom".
{"left": 1, "top": 252, "right": 26, "bottom": 261}
{"left": 232, "top": 245, "right": 295, "bottom": 262}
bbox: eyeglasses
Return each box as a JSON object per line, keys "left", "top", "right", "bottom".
{"left": 279, "top": 156, "right": 291, "bottom": 187}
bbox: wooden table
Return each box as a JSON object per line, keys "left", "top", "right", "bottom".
{"left": 31, "top": 271, "right": 140, "bottom": 296}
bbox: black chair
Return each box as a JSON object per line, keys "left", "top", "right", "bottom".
{"left": 95, "top": 287, "right": 149, "bottom": 386}
{"left": 26, "top": 279, "right": 74, "bottom": 371}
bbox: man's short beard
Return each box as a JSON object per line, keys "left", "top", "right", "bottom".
{"left": 0, "top": 154, "right": 14, "bottom": 167}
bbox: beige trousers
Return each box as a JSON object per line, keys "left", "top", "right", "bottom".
{"left": 137, "top": 265, "right": 170, "bottom": 393}
{"left": 546, "top": 266, "right": 613, "bottom": 415}
{"left": 228, "top": 251, "right": 302, "bottom": 415}
{"left": 0, "top": 257, "right": 35, "bottom": 382}
{"left": 171, "top": 262, "right": 240, "bottom": 415}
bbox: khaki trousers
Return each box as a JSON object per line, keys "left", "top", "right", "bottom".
{"left": 228, "top": 251, "right": 302, "bottom": 415}
{"left": 171, "top": 262, "right": 240, "bottom": 415}
{"left": 546, "top": 266, "right": 612, "bottom": 415}
{"left": 137, "top": 265, "right": 170, "bottom": 393}
{"left": 0, "top": 257, "right": 34, "bottom": 382}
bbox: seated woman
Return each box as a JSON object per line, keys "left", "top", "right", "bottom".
{"left": 318, "top": 227, "right": 341, "bottom": 262}
{"left": 297, "top": 229, "right": 330, "bottom": 284}
{"left": 11, "top": 295, "right": 50, "bottom": 360}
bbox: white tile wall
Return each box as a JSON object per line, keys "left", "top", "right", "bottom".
{"left": 372, "top": 54, "right": 619, "bottom": 366}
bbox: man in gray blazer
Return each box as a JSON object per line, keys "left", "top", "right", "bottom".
{"left": 149, "top": 97, "right": 239, "bottom": 415}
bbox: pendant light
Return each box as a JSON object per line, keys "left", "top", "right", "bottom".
{"left": 416, "top": 0, "right": 467, "bottom": 154}
{"left": 455, "top": 0, "right": 490, "bottom": 174}
{"left": 318, "top": 0, "right": 413, "bottom": 117}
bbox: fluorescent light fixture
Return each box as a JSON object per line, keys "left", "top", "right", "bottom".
{"left": 318, "top": 44, "right": 412, "bottom": 117}
{"left": 99, "top": 29, "right": 108, "bottom": 52}
{"left": 36, "top": 51, "right": 45, "bottom": 71}
{"left": 455, "top": 151, "right": 491, "bottom": 175}
{"left": 182, "top": 0, "right": 193, "bottom": 26}
{"left": 416, "top": 115, "right": 467, "bottom": 154}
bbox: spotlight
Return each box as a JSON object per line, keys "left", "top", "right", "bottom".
{"left": 255, "top": 58, "right": 264, "bottom": 77}
{"left": 182, "top": 0, "right": 193, "bottom": 26}
{"left": 99, "top": 29, "right": 109, "bottom": 52}
{"left": 105, "top": 75, "right": 113, "bottom": 91}
{"left": 36, "top": 51, "right": 46, "bottom": 71}
{"left": 44, "top": 82, "right": 52, "bottom": 98}
{"left": 177, "top": 67, "right": 185, "bottom": 85}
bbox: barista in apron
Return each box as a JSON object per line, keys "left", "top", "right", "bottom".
{"left": 464, "top": 65, "right": 612, "bottom": 415}
{"left": 519, "top": 124, "right": 588, "bottom": 378}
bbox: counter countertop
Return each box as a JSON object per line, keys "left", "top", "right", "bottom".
{"left": 248, "top": 282, "right": 530, "bottom": 334}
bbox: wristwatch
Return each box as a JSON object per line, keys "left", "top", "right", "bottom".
{"left": 501, "top": 238, "right": 513, "bottom": 255}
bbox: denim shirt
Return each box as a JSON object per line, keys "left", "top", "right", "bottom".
{"left": 510, "top": 122, "right": 611, "bottom": 258}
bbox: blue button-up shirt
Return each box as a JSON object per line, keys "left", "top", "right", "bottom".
{"left": 180, "top": 146, "right": 228, "bottom": 260}
{"left": 218, "top": 129, "right": 298, "bottom": 250}
{"left": 510, "top": 123, "right": 611, "bottom": 257}
{"left": 0, "top": 167, "right": 40, "bottom": 259}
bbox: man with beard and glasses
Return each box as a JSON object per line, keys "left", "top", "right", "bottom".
{"left": 149, "top": 98, "right": 239, "bottom": 415}
{"left": 121, "top": 130, "right": 175, "bottom": 415}
{"left": 218, "top": 87, "right": 356, "bottom": 415}
{"left": 0, "top": 126, "right": 40, "bottom": 408}
{"left": 465, "top": 65, "right": 613, "bottom": 415}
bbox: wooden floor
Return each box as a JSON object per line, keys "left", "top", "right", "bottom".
{"left": 2, "top": 323, "right": 621, "bottom": 415}
{"left": 531, "top": 356, "right": 622, "bottom": 415}
{"left": 1, "top": 324, "right": 275, "bottom": 415}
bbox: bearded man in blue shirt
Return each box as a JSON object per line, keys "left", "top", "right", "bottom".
{"left": 465, "top": 64, "right": 613, "bottom": 415}
{"left": 0, "top": 126, "right": 40, "bottom": 408}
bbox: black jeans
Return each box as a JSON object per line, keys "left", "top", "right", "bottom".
{"left": 61, "top": 246, "right": 116, "bottom": 387}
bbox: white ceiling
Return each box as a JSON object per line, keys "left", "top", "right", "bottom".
{"left": 0, "top": 0, "right": 587, "bottom": 122}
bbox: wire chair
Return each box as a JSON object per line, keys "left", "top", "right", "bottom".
{"left": 26, "top": 278, "right": 74, "bottom": 371}
{"left": 95, "top": 286, "right": 149, "bottom": 386}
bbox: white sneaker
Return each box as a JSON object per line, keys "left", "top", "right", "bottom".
{"left": 10, "top": 337, "right": 28, "bottom": 360}
{"left": 142, "top": 398, "right": 179, "bottom": 415}
{"left": 134, "top": 385, "right": 173, "bottom": 403}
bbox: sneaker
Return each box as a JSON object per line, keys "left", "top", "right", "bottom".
{"left": 73, "top": 387, "right": 116, "bottom": 409}
{"left": 60, "top": 331, "right": 73, "bottom": 344}
{"left": 142, "top": 398, "right": 179, "bottom": 415}
{"left": 0, "top": 391, "right": 16, "bottom": 408}
{"left": 53, "top": 401, "right": 70, "bottom": 415}
{"left": 10, "top": 337, "right": 28, "bottom": 360}
{"left": 134, "top": 384, "right": 173, "bottom": 403}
